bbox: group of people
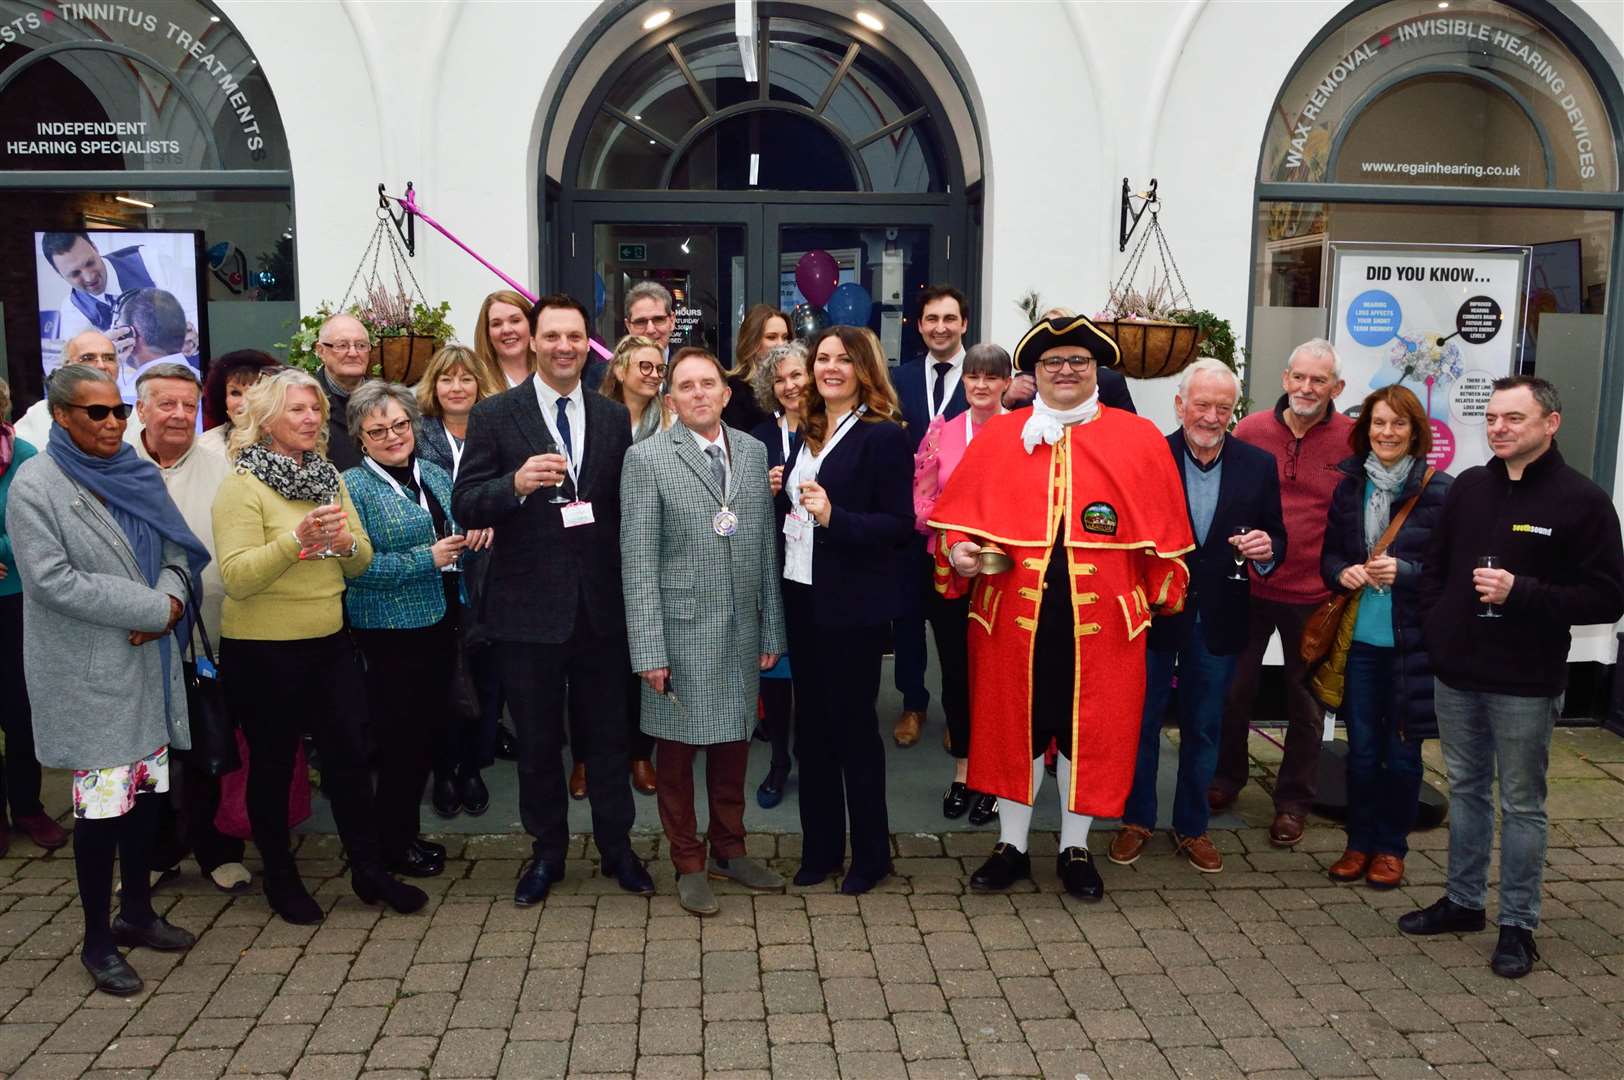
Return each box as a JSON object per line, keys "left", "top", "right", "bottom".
{"left": 0, "top": 276, "right": 1619, "bottom": 996}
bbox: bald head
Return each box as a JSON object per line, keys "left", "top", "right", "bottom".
{"left": 314, "top": 313, "right": 372, "bottom": 391}
{"left": 62, "top": 330, "right": 119, "bottom": 379}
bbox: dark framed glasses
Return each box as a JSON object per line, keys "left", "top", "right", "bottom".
{"left": 61, "top": 402, "right": 132, "bottom": 421}
{"left": 1038, "top": 354, "right": 1095, "bottom": 373}
{"left": 636, "top": 360, "right": 668, "bottom": 378}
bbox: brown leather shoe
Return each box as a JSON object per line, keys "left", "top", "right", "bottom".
{"left": 1327, "top": 849, "right": 1370, "bottom": 882}
{"left": 1107, "top": 824, "right": 1152, "bottom": 866}
{"left": 14, "top": 812, "right": 67, "bottom": 851}
{"left": 1366, "top": 854, "right": 1405, "bottom": 890}
{"left": 631, "top": 759, "right": 657, "bottom": 796}
{"left": 568, "top": 763, "right": 587, "bottom": 800}
{"left": 1207, "top": 787, "right": 1237, "bottom": 812}
{"left": 1173, "top": 832, "right": 1223, "bottom": 873}
{"left": 893, "top": 710, "right": 924, "bottom": 748}
{"left": 1269, "top": 812, "right": 1306, "bottom": 848}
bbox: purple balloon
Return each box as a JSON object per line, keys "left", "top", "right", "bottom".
{"left": 795, "top": 249, "right": 840, "bottom": 308}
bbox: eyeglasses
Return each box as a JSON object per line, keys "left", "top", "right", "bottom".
{"left": 362, "top": 418, "right": 412, "bottom": 442}
{"left": 628, "top": 315, "right": 673, "bottom": 330}
{"left": 61, "top": 402, "right": 131, "bottom": 421}
{"left": 319, "top": 339, "right": 372, "bottom": 353}
{"left": 636, "top": 360, "right": 668, "bottom": 377}
{"left": 1038, "top": 355, "right": 1095, "bottom": 372}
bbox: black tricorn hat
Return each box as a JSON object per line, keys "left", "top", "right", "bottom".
{"left": 1012, "top": 315, "right": 1121, "bottom": 374}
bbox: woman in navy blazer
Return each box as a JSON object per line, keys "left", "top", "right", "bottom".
{"left": 778, "top": 326, "right": 914, "bottom": 895}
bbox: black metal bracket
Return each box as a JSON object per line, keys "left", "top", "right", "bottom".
{"left": 1119, "top": 177, "right": 1159, "bottom": 253}
{"left": 379, "top": 180, "right": 415, "bottom": 257}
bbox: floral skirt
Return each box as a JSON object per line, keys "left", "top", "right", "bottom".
{"left": 72, "top": 745, "right": 169, "bottom": 820}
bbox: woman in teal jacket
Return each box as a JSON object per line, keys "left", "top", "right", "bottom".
{"left": 342, "top": 381, "right": 470, "bottom": 881}
{"left": 0, "top": 379, "right": 69, "bottom": 856}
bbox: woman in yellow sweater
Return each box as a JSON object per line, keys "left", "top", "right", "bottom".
{"left": 212, "top": 368, "right": 425, "bottom": 924}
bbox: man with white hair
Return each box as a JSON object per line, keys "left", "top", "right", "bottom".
{"left": 14, "top": 330, "right": 134, "bottom": 448}
{"left": 130, "top": 363, "right": 251, "bottom": 894}
{"left": 1110, "top": 359, "right": 1286, "bottom": 874}
{"left": 1208, "top": 339, "right": 1352, "bottom": 848}
{"left": 313, "top": 312, "right": 372, "bottom": 470}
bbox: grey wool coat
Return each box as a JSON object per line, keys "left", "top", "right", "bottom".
{"left": 620, "top": 422, "right": 787, "bottom": 744}
{"left": 6, "top": 452, "right": 192, "bottom": 770}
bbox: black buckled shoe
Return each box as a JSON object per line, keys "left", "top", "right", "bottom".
{"left": 756, "top": 766, "right": 788, "bottom": 810}
{"left": 970, "top": 843, "right": 1030, "bottom": 892}
{"left": 968, "top": 793, "right": 999, "bottom": 827}
{"left": 1491, "top": 925, "right": 1540, "bottom": 978}
{"left": 942, "top": 782, "right": 971, "bottom": 819}
{"left": 112, "top": 915, "right": 195, "bottom": 952}
{"left": 1397, "top": 896, "right": 1487, "bottom": 936}
{"left": 515, "top": 859, "right": 564, "bottom": 907}
{"left": 412, "top": 838, "right": 447, "bottom": 862}
{"left": 461, "top": 772, "right": 490, "bottom": 817}
{"left": 1058, "top": 847, "right": 1104, "bottom": 902}
{"left": 431, "top": 776, "right": 461, "bottom": 819}
{"left": 607, "top": 854, "right": 656, "bottom": 897}
{"left": 388, "top": 845, "right": 444, "bottom": 879}
{"left": 82, "top": 950, "right": 142, "bottom": 996}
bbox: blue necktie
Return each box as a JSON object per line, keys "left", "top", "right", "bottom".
{"left": 554, "top": 397, "right": 573, "bottom": 461}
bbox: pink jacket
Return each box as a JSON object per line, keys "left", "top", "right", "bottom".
{"left": 914, "top": 412, "right": 993, "bottom": 550}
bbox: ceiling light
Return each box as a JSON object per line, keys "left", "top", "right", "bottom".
{"left": 680, "top": 236, "right": 691, "bottom": 254}
{"left": 1437, "top": 1, "right": 1448, "bottom": 6}
{"left": 855, "top": 11, "right": 884, "bottom": 32}
{"left": 115, "top": 195, "right": 155, "bottom": 209}
{"left": 642, "top": 8, "right": 672, "bottom": 30}
{"left": 633, "top": 114, "right": 642, "bottom": 121}
{"left": 749, "top": 153, "right": 760, "bottom": 186}
{"left": 209, "top": 14, "right": 220, "bottom": 21}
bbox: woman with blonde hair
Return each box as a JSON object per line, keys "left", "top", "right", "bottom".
{"left": 214, "top": 368, "right": 425, "bottom": 924}
{"left": 778, "top": 325, "right": 912, "bottom": 894}
{"left": 473, "top": 290, "right": 536, "bottom": 390}
{"left": 599, "top": 335, "right": 670, "bottom": 444}
{"left": 723, "top": 304, "right": 790, "bottom": 431}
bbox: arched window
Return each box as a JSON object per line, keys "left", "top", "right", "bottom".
{"left": 1251, "top": 0, "right": 1624, "bottom": 482}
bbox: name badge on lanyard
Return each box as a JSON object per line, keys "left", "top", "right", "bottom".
{"left": 561, "top": 500, "right": 595, "bottom": 528}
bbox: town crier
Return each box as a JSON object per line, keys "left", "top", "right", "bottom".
{"left": 928, "top": 315, "right": 1193, "bottom": 900}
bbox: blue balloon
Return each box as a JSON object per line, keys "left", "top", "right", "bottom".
{"left": 593, "top": 273, "right": 606, "bottom": 318}
{"left": 825, "top": 281, "right": 873, "bottom": 327}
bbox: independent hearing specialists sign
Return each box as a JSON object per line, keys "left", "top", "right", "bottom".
{"left": 0, "top": 1, "right": 279, "bottom": 169}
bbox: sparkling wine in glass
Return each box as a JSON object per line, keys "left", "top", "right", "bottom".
{"left": 1228, "top": 525, "right": 1249, "bottom": 581}
{"left": 443, "top": 524, "right": 465, "bottom": 574}
{"left": 311, "top": 485, "right": 341, "bottom": 560}
{"left": 1476, "top": 554, "right": 1503, "bottom": 619}
{"left": 547, "top": 456, "right": 571, "bottom": 505}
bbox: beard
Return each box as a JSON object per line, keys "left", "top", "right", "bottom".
{"left": 1287, "top": 395, "right": 1324, "bottom": 418}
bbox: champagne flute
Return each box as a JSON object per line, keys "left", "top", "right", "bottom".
{"left": 443, "top": 524, "right": 465, "bottom": 574}
{"left": 1228, "top": 525, "right": 1249, "bottom": 581}
{"left": 1476, "top": 554, "right": 1503, "bottom": 619}
{"left": 311, "top": 484, "right": 341, "bottom": 560}
{"left": 547, "top": 453, "right": 571, "bottom": 505}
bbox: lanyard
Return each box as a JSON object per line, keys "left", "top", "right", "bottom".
{"left": 443, "top": 420, "right": 465, "bottom": 482}
{"left": 538, "top": 382, "right": 582, "bottom": 490}
{"left": 789, "top": 405, "right": 865, "bottom": 515}
{"left": 363, "top": 456, "right": 428, "bottom": 514}
{"left": 778, "top": 413, "right": 793, "bottom": 462}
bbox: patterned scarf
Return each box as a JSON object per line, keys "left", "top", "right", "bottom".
{"left": 235, "top": 441, "right": 342, "bottom": 504}
{"left": 1362, "top": 453, "right": 1415, "bottom": 552}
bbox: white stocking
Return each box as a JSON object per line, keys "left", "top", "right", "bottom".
{"left": 1055, "top": 753, "right": 1094, "bottom": 852}
{"left": 995, "top": 757, "right": 1049, "bottom": 853}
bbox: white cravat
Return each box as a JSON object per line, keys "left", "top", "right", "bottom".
{"left": 1021, "top": 389, "right": 1100, "bottom": 453}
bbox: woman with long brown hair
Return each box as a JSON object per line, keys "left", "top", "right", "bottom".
{"left": 723, "top": 304, "right": 790, "bottom": 432}
{"left": 778, "top": 325, "right": 912, "bottom": 895}
{"left": 473, "top": 290, "right": 537, "bottom": 390}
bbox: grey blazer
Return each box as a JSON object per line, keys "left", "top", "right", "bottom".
{"left": 6, "top": 453, "right": 192, "bottom": 770}
{"left": 620, "top": 423, "right": 787, "bottom": 744}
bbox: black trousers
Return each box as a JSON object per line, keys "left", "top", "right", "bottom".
{"left": 784, "top": 582, "right": 891, "bottom": 879}
{"left": 222, "top": 634, "right": 383, "bottom": 877}
{"left": 354, "top": 618, "right": 453, "bottom": 862}
{"left": 926, "top": 591, "right": 972, "bottom": 759}
{"left": 497, "top": 615, "right": 635, "bottom": 866}
{"left": 760, "top": 678, "right": 794, "bottom": 772}
{"left": 0, "top": 594, "right": 44, "bottom": 820}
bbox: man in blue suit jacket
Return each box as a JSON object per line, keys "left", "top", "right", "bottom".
{"left": 889, "top": 285, "right": 972, "bottom": 747}
{"left": 1109, "top": 359, "right": 1286, "bottom": 875}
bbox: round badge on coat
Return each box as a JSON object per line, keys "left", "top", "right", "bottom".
{"left": 713, "top": 508, "right": 739, "bottom": 537}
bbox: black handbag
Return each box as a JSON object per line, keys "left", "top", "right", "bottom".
{"left": 166, "top": 565, "right": 241, "bottom": 777}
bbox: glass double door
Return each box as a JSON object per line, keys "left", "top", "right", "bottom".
{"left": 572, "top": 200, "right": 950, "bottom": 369}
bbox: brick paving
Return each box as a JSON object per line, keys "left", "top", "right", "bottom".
{"left": 0, "top": 727, "right": 1622, "bottom": 1078}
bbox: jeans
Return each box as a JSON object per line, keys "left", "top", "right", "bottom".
{"left": 1340, "top": 644, "right": 1423, "bottom": 857}
{"left": 1123, "top": 627, "right": 1237, "bottom": 837}
{"left": 1434, "top": 678, "right": 1560, "bottom": 930}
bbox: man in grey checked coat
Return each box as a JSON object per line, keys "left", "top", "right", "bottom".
{"left": 621, "top": 348, "right": 787, "bottom": 915}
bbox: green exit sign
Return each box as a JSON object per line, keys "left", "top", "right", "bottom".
{"left": 618, "top": 243, "right": 647, "bottom": 262}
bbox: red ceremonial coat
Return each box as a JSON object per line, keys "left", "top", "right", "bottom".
{"left": 927, "top": 406, "right": 1193, "bottom": 816}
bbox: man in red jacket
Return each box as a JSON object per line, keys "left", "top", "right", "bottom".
{"left": 1208, "top": 339, "right": 1352, "bottom": 847}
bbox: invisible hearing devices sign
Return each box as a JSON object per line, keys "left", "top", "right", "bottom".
{"left": 1329, "top": 243, "right": 1528, "bottom": 473}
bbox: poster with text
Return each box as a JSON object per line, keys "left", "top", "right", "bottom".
{"left": 35, "top": 230, "right": 204, "bottom": 403}
{"left": 1329, "top": 244, "right": 1526, "bottom": 474}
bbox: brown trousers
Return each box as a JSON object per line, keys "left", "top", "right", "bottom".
{"left": 654, "top": 738, "right": 750, "bottom": 874}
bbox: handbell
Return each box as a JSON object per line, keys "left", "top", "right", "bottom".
{"left": 976, "top": 542, "right": 1013, "bottom": 575}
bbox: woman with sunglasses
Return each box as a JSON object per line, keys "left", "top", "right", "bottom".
{"left": 7, "top": 364, "right": 210, "bottom": 995}
{"left": 593, "top": 334, "right": 670, "bottom": 797}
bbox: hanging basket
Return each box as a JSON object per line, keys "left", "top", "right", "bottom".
{"left": 1099, "top": 319, "right": 1207, "bottom": 380}
{"left": 373, "top": 335, "right": 440, "bottom": 385}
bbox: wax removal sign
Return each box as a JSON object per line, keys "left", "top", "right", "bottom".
{"left": 1329, "top": 244, "right": 1527, "bottom": 472}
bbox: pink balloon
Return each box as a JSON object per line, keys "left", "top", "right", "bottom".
{"left": 795, "top": 249, "right": 840, "bottom": 308}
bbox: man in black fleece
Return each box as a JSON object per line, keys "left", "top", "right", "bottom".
{"left": 1401, "top": 375, "right": 1624, "bottom": 979}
